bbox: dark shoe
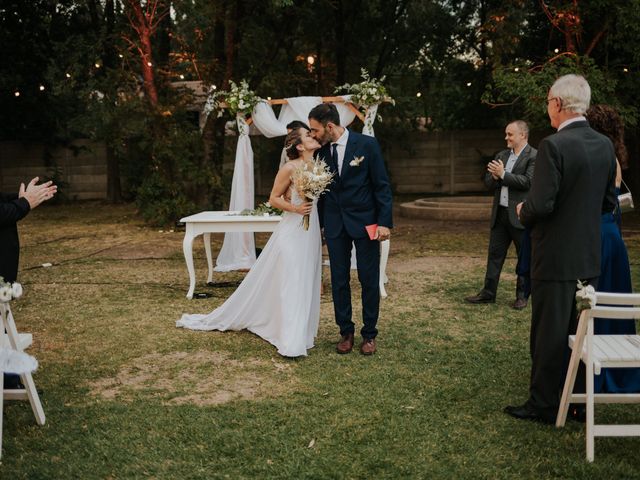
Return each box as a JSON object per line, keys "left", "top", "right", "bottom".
{"left": 464, "top": 291, "right": 495, "bottom": 304}
{"left": 512, "top": 298, "right": 528, "bottom": 310}
{"left": 504, "top": 403, "right": 554, "bottom": 424}
{"left": 360, "top": 338, "right": 376, "bottom": 355}
{"left": 569, "top": 404, "right": 586, "bottom": 423}
{"left": 336, "top": 333, "right": 354, "bottom": 354}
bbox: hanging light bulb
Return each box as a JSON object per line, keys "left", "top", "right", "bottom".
{"left": 416, "top": 92, "right": 422, "bottom": 98}
{"left": 179, "top": 74, "right": 185, "bottom": 80}
{"left": 14, "top": 91, "right": 20, "bottom": 97}
{"left": 466, "top": 82, "right": 472, "bottom": 87}
{"left": 66, "top": 73, "right": 71, "bottom": 78}
{"left": 39, "top": 85, "right": 45, "bottom": 91}
{"left": 147, "top": 61, "right": 153, "bottom": 67}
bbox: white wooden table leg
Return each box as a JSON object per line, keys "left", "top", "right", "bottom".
{"left": 379, "top": 239, "right": 390, "bottom": 298}
{"left": 204, "top": 233, "right": 214, "bottom": 284}
{"left": 183, "top": 227, "right": 196, "bottom": 299}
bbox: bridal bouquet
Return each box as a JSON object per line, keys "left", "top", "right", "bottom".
{"left": 0, "top": 276, "right": 23, "bottom": 303}
{"left": 291, "top": 159, "right": 334, "bottom": 230}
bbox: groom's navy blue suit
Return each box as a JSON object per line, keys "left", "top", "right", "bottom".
{"left": 318, "top": 130, "right": 393, "bottom": 339}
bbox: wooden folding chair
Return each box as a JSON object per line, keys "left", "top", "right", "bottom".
{"left": 556, "top": 292, "right": 640, "bottom": 462}
{"left": 0, "top": 302, "right": 45, "bottom": 459}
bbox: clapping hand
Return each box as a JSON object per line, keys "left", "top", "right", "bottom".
{"left": 487, "top": 159, "right": 505, "bottom": 180}
{"left": 19, "top": 177, "right": 57, "bottom": 209}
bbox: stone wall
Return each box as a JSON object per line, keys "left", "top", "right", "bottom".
{"left": 0, "top": 140, "right": 107, "bottom": 200}
{"left": 0, "top": 130, "right": 520, "bottom": 199}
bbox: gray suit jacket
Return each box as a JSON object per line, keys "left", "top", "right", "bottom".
{"left": 484, "top": 144, "right": 537, "bottom": 229}
{"left": 520, "top": 121, "right": 617, "bottom": 281}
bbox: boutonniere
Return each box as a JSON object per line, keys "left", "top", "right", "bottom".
{"left": 350, "top": 155, "right": 364, "bottom": 167}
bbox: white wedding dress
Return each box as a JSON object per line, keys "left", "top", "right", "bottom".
{"left": 177, "top": 189, "right": 322, "bottom": 357}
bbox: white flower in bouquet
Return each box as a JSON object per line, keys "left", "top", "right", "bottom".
{"left": 0, "top": 277, "right": 22, "bottom": 303}
{"left": 0, "top": 286, "right": 12, "bottom": 303}
{"left": 291, "top": 159, "right": 335, "bottom": 230}
{"left": 576, "top": 280, "right": 597, "bottom": 311}
{"left": 11, "top": 282, "right": 23, "bottom": 299}
{"left": 225, "top": 80, "right": 261, "bottom": 116}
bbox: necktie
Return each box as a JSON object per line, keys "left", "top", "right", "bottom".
{"left": 332, "top": 143, "right": 339, "bottom": 175}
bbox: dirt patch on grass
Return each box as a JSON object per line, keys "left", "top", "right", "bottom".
{"left": 389, "top": 255, "right": 481, "bottom": 275}
{"left": 88, "top": 351, "right": 297, "bottom": 406}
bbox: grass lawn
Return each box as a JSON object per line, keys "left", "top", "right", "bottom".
{"left": 3, "top": 202, "right": 640, "bottom": 479}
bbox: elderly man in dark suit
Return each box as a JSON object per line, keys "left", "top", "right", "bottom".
{"left": 1, "top": 176, "right": 57, "bottom": 389}
{"left": 465, "top": 120, "right": 536, "bottom": 310}
{"left": 504, "top": 74, "right": 617, "bottom": 424}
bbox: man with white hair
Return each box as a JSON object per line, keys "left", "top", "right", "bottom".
{"left": 504, "top": 74, "right": 617, "bottom": 423}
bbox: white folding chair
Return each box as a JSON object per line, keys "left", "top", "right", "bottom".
{"left": 0, "top": 302, "right": 45, "bottom": 459}
{"left": 556, "top": 292, "right": 640, "bottom": 462}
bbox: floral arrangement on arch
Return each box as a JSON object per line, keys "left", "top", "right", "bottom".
{"left": 0, "top": 277, "right": 23, "bottom": 303}
{"left": 202, "top": 80, "right": 261, "bottom": 120}
{"left": 334, "top": 68, "right": 394, "bottom": 108}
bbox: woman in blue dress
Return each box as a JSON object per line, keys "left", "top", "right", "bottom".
{"left": 586, "top": 104, "right": 640, "bottom": 393}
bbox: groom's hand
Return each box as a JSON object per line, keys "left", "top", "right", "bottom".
{"left": 376, "top": 226, "right": 391, "bottom": 241}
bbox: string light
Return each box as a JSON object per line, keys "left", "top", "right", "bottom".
{"left": 95, "top": 63, "right": 101, "bottom": 68}
{"left": 267, "top": 96, "right": 272, "bottom": 100}
{"left": 14, "top": 91, "right": 20, "bottom": 97}
{"left": 179, "top": 74, "right": 185, "bottom": 80}
{"left": 416, "top": 92, "right": 422, "bottom": 97}
{"left": 554, "top": 48, "right": 559, "bottom": 53}
{"left": 147, "top": 61, "right": 153, "bottom": 67}
{"left": 514, "top": 67, "right": 519, "bottom": 72}
{"left": 623, "top": 68, "right": 629, "bottom": 73}
{"left": 306, "top": 55, "right": 315, "bottom": 65}
{"left": 65, "top": 73, "right": 71, "bottom": 78}
{"left": 118, "top": 54, "right": 124, "bottom": 58}
{"left": 212, "top": 85, "right": 217, "bottom": 90}
{"left": 466, "top": 82, "right": 472, "bottom": 87}
{"left": 39, "top": 85, "right": 45, "bottom": 91}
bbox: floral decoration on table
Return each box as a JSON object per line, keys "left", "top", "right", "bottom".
{"left": 0, "top": 276, "right": 23, "bottom": 303}
{"left": 236, "top": 202, "right": 283, "bottom": 217}
{"left": 292, "top": 159, "right": 334, "bottom": 230}
{"left": 202, "top": 80, "right": 261, "bottom": 122}
{"left": 350, "top": 155, "right": 365, "bottom": 167}
{"left": 576, "top": 280, "right": 597, "bottom": 312}
{"left": 334, "top": 68, "right": 394, "bottom": 108}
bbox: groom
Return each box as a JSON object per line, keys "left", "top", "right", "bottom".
{"left": 309, "top": 103, "right": 393, "bottom": 355}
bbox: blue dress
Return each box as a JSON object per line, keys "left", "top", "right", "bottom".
{"left": 594, "top": 197, "right": 640, "bottom": 392}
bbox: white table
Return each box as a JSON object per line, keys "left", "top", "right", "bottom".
{"left": 180, "top": 211, "right": 390, "bottom": 299}
{"left": 180, "top": 211, "right": 282, "bottom": 299}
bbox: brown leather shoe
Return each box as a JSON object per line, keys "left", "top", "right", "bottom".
{"left": 336, "top": 333, "right": 354, "bottom": 354}
{"left": 512, "top": 298, "right": 528, "bottom": 310}
{"left": 360, "top": 338, "right": 376, "bottom": 355}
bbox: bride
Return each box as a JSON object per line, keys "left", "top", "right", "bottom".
{"left": 177, "top": 126, "right": 323, "bottom": 357}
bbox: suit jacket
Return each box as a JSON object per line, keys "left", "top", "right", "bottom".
{"left": 0, "top": 192, "right": 31, "bottom": 282}
{"left": 520, "top": 121, "right": 617, "bottom": 281}
{"left": 317, "top": 130, "right": 393, "bottom": 239}
{"left": 484, "top": 144, "right": 537, "bottom": 229}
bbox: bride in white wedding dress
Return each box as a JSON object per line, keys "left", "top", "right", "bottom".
{"left": 177, "top": 127, "right": 322, "bottom": 357}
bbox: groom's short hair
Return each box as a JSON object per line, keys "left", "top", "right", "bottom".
{"left": 309, "top": 103, "right": 341, "bottom": 127}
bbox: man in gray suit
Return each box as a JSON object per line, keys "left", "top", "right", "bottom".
{"left": 505, "top": 74, "right": 617, "bottom": 424}
{"left": 465, "top": 120, "right": 536, "bottom": 309}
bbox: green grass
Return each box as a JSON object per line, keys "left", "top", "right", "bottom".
{"left": 3, "top": 203, "right": 640, "bottom": 479}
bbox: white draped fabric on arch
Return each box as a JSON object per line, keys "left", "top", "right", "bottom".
{"left": 215, "top": 95, "right": 381, "bottom": 272}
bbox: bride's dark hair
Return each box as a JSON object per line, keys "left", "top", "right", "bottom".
{"left": 284, "top": 127, "right": 308, "bottom": 160}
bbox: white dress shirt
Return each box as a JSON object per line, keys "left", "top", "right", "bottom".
{"left": 499, "top": 144, "right": 527, "bottom": 207}
{"left": 332, "top": 129, "right": 350, "bottom": 175}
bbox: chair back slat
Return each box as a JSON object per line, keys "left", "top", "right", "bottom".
{"left": 595, "top": 292, "right": 640, "bottom": 305}
{"left": 588, "top": 306, "right": 640, "bottom": 320}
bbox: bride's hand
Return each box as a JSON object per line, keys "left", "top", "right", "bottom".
{"left": 294, "top": 201, "right": 313, "bottom": 215}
